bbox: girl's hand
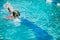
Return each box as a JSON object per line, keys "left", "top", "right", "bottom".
{"left": 5, "top": 3, "right": 9, "bottom": 8}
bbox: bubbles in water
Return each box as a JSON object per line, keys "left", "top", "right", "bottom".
{"left": 57, "top": 3, "right": 60, "bottom": 6}
{"left": 13, "top": 18, "right": 21, "bottom": 26}
{"left": 46, "top": 0, "right": 52, "bottom": 4}
{"left": 14, "top": 18, "right": 21, "bottom": 22}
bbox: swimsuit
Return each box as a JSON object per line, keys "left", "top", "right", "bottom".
{"left": 7, "top": 16, "right": 13, "bottom": 19}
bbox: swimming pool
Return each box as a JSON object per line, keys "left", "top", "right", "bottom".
{"left": 0, "top": 0, "right": 60, "bottom": 40}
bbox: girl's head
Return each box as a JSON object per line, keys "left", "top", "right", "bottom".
{"left": 13, "top": 10, "right": 20, "bottom": 18}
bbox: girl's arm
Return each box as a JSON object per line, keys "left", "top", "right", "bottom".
{"left": 7, "top": 7, "right": 12, "bottom": 13}
{"left": 5, "top": 3, "right": 12, "bottom": 14}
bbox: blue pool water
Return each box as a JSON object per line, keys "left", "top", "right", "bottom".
{"left": 0, "top": 0, "right": 60, "bottom": 40}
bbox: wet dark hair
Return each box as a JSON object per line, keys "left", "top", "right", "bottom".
{"left": 13, "top": 11, "right": 20, "bottom": 17}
